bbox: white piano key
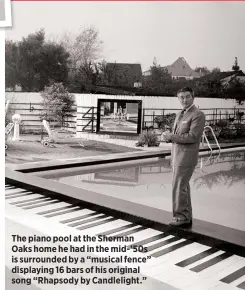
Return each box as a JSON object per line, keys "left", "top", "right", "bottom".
{"left": 161, "top": 243, "right": 210, "bottom": 266}
{"left": 96, "top": 219, "right": 133, "bottom": 235}
{"left": 177, "top": 256, "right": 243, "bottom": 290}
{"left": 124, "top": 228, "right": 163, "bottom": 244}
{"left": 144, "top": 242, "right": 208, "bottom": 277}
{"left": 144, "top": 242, "right": 199, "bottom": 277}
{"left": 5, "top": 185, "right": 15, "bottom": 188}
{"left": 108, "top": 225, "right": 142, "bottom": 237}
{"left": 140, "top": 233, "right": 174, "bottom": 247}
{"left": 198, "top": 255, "right": 243, "bottom": 279}
{"left": 141, "top": 238, "right": 188, "bottom": 270}
{"left": 36, "top": 201, "right": 75, "bottom": 213}
{"left": 20, "top": 200, "right": 68, "bottom": 213}
{"left": 48, "top": 208, "right": 95, "bottom": 222}
{"left": 184, "top": 250, "right": 225, "bottom": 270}
{"left": 151, "top": 264, "right": 198, "bottom": 285}
{"left": 230, "top": 275, "right": 245, "bottom": 287}
{"left": 5, "top": 191, "right": 34, "bottom": 199}
{"left": 5, "top": 188, "right": 27, "bottom": 194}
{"left": 172, "top": 255, "right": 245, "bottom": 289}
{"left": 75, "top": 215, "right": 116, "bottom": 229}
{"left": 209, "top": 282, "right": 240, "bottom": 290}
{"left": 5, "top": 193, "right": 45, "bottom": 203}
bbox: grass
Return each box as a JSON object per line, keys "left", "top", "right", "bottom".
{"left": 5, "top": 138, "right": 140, "bottom": 165}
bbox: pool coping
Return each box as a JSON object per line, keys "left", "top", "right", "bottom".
{"left": 5, "top": 143, "right": 245, "bottom": 258}
{"left": 7, "top": 143, "right": 245, "bottom": 173}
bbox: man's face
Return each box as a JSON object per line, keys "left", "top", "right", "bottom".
{"left": 177, "top": 91, "right": 194, "bottom": 109}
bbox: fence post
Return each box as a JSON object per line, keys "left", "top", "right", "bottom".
{"left": 153, "top": 111, "right": 155, "bottom": 128}
{"left": 92, "top": 107, "right": 94, "bottom": 132}
{"left": 142, "top": 109, "right": 145, "bottom": 130}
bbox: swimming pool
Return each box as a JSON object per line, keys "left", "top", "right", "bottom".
{"left": 39, "top": 149, "right": 245, "bottom": 232}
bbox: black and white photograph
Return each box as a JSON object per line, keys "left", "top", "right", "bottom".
{"left": 4, "top": 2, "right": 245, "bottom": 290}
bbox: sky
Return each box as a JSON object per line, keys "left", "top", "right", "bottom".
{"left": 5, "top": 1, "right": 245, "bottom": 72}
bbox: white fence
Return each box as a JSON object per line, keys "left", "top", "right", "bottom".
{"left": 5, "top": 92, "right": 245, "bottom": 133}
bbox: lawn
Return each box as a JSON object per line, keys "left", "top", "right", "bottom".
{"left": 5, "top": 138, "right": 140, "bottom": 165}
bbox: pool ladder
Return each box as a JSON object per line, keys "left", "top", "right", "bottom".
{"left": 200, "top": 126, "right": 221, "bottom": 171}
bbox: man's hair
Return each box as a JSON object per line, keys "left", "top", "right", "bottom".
{"left": 177, "top": 87, "right": 194, "bottom": 98}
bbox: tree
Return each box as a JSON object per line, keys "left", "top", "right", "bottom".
{"left": 195, "top": 74, "right": 223, "bottom": 98}
{"left": 143, "top": 58, "right": 173, "bottom": 94}
{"left": 225, "top": 78, "right": 245, "bottom": 105}
{"left": 232, "top": 57, "right": 240, "bottom": 71}
{"left": 40, "top": 83, "right": 75, "bottom": 126}
{"left": 5, "top": 40, "right": 19, "bottom": 90}
{"left": 5, "top": 29, "right": 70, "bottom": 92}
{"left": 211, "top": 67, "right": 221, "bottom": 73}
{"left": 59, "top": 26, "right": 103, "bottom": 70}
{"left": 194, "top": 66, "right": 210, "bottom": 76}
{"left": 58, "top": 26, "right": 103, "bottom": 92}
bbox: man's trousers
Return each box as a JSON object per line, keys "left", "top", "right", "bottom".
{"left": 172, "top": 165, "right": 195, "bottom": 220}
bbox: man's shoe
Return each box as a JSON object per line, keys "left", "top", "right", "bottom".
{"left": 169, "top": 217, "right": 192, "bottom": 227}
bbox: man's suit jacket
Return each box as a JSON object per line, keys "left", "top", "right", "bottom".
{"left": 170, "top": 105, "right": 206, "bottom": 167}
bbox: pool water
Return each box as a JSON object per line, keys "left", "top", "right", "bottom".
{"left": 48, "top": 150, "right": 245, "bottom": 231}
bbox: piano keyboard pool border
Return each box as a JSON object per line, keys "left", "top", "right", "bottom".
{"left": 5, "top": 156, "right": 245, "bottom": 259}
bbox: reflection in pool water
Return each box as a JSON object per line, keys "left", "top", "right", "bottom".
{"left": 51, "top": 151, "right": 245, "bottom": 231}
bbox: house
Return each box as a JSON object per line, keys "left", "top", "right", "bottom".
{"left": 106, "top": 63, "right": 142, "bottom": 88}
{"left": 198, "top": 70, "right": 245, "bottom": 89}
{"left": 143, "top": 57, "right": 201, "bottom": 80}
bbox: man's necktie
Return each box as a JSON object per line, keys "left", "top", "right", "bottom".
{"left": 174, "top": 109, "right": 186, "bottom": 133}
{"left": 178, "top": 109, "right": 186, "bottom": 122}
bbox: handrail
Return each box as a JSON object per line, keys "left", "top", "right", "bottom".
{"left": 200, "top": 126, "right": 221, "bottom": 171}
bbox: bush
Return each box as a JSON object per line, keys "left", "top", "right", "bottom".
{"left": 136, "top": 130, "right": 160, "bottom": 147}
{"left": 155, "top": 113, "right": 176, "bottom": 131}
{"left": 41, "top": 83, "right": 75, "bottom": 126}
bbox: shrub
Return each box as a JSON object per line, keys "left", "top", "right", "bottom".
{"left": 155, "top": 113, "right": 176, "bottom": 131}
{"left": 136, "top": 130, "right": 160, "bottom": 147}
{"left": 40, "top": 83, "right": 75, "bottom": 126}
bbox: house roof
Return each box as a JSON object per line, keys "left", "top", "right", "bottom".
{"left": 166, "top": 57, "right": 201, "bottom": 78}
{"left": 106, "top": 63, "right": 142, "bottom": 81}
{"left": 143, "top": 57, "right": 201, "bottom": 78}
{"left": 199, "top": 70, "right": 245, "bottom": 81}
{"left": 85, "top": 84, "right": 135, "bottom": 95}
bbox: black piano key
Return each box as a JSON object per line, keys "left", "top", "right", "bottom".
{"left": 60, "top": 212, "right": 99, "bottom": 224}
{"left": 152, "top": 240, "right": 193, "bottom": 258}
{"left": 5, "top": 185, "right": 15, "bottom": 189}
{"left": 147, "top": 236, "right": 180, "bottom": 252}
{"left": 45, "top": 207, "right": 82, "bottom": 218}
{"left": 16, "top": 198, "right": 52, "bottom": 207}
{"left": 176, "top": 248, "right": 219, "bottom": 267}
{"left": 237, "top": 280, "right": 245, "bottom": 290}
{"left": 77, "top": 217, "right": 117, "bottom": 231}
{"left": 97, "top": 224, "right": 135, "bottom": 236}
{"left": 22, "top": 200, "right": 61, "bottom": 209}
{"left": 129, "top": 232, "right": 170, "bottom": 248}
{"left": 10, "top": 196, "right": 47, "bottom": 205}
{"left": 220, "top": 266, "right": 245, "bottom": 283}
{"left": 112, "top": 226, "right": 146, "bottom": 238}
{"left": 69, "top": 214, "right": 109, "bottom": 227}
{"left": 37, "top": 204, "right": 75, "bottom": 215}
{"left": 190, "top": 252, "right": 233, "bottom": 273}
{"left": 5, "top": 192, "right": 33, "bottom": 199}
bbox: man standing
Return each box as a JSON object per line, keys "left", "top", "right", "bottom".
{"left": 162, "top": 87, "right": 205, "bottom": 226}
